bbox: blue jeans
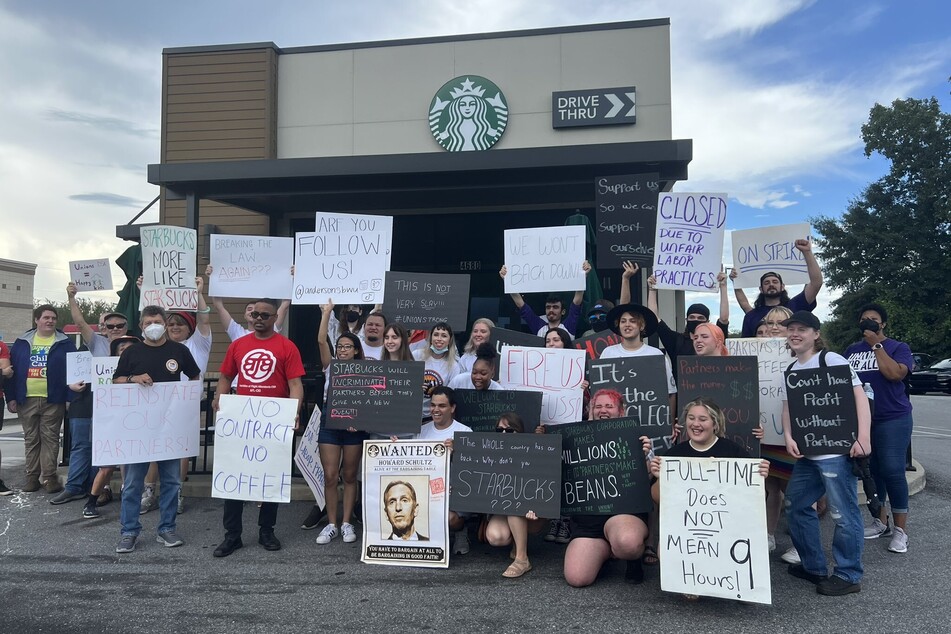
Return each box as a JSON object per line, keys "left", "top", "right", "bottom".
{"left": 64, "top": 417, "right": 94, "bottom": 495}
{"left": 870, "top": 414, "right": 913, "bottom": 514}
{"left": 120, "top": 459, "right": 181, "bottom": 536}
{"left": 785, "top": 455, "right": 864, "bottom": 583}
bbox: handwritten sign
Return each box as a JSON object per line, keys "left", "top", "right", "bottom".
{"left": 652, "top": 192, "right": 727, "bottom": 293}
{"left": 572, "top": 329, "right": 621, "bottom": 361}
{"left": 90, "top": 357, "right": 120, "bottom": 391}
{"left": 382, "top": 271, "right": 470, "bottom": 331}
{"left": 731, "top": 223, "right": 811, "bottom": 287}
{"left": 595, "top": 173, "right": 660, "bottom": 267}
{"left": 559, "top": 417, "right": 653, "bottom": 515}
{"left": 293, "top": 406, "right": 326, "bottom": 509}
{"left": 503, "top": 226, "right": 586, "bottom": 293}
{"left": 139, "top": 225, "right": 198, "bottom": 310}
{"left": 212, "top": 394, "right": 295, "bottom": 503}
{"left": 209, "top": 234, "right": 294, "bottom": 299}
{"left": 362, "top": 440, "right": 450, "bottom": 568}
{"left": 489, "top": 327, "right": 545, "bottom": 379}
{"left": 659, "top": 457, "right": 771, "bottom": 604}
{"left": 69, "top": 258, "right": 113, "bottom": 292}
{"left": 726, "top": 338, "right": 789, "bottom": 444}
{"left": 450, "top": 432, "right": 562, "bottom": 518}
{"left": 92, "top": 382, "right": 202, "bottom": 465}
{"left": 325, "top": 360, "right": 424, "bottom": 434}
{"left": 784, "top": 365, "right": 858, "bottom": 456}
{"left": 66, "top": 351, "right": 93, "bottom": 384}
{"left": 293, "top": 212, "right": 392, "bottom": 305}
{"left": 678, "top": 356, "right": 761, "bottom": 456}
{"left": 498, "top": 347, "right": 586, "bottom": 425}
{"left": 588, "top": 356, "right": 672, "bottom": 452}
{"left": 453, "top": 389, "right": 543, "bottom": 433}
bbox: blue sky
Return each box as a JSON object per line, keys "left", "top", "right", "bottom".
{"left": 0, "top": 0, "right": 948, "bottom": 325}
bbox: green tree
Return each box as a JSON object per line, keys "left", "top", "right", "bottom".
{"left": 813, "top": 94, "right": 950, "bottom": 356}
{"left": 36, "top": 298, "right": 118, "bottom": 330}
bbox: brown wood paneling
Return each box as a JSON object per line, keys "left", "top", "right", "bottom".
{"left": 167, "top": 138, "right": 267, "bottom": 152}
{"left": 167, "top": 80, "right": 269, "bottom": 95}
{"left": 167, "top": 71, "right": 269, "bottom": 86}
{"left": 167, "top": 119, "right": 268, "bottom": 133}
{"left": 167, "top": 51, "right": 271, "bottom": 67}
{"left": 166, "top": 128, "right": 266, "bottom": 142}
{"left": 167, "top": 91, "right": 267, "bottom": 105}
{"left": 166, "top": 99, "right": 265, "bottom": 113}
{"left": 166, "top": 110, "right": 266, "bottom": 123}
{"left": 167, "top": 61, "right": 268, "bottom": 77}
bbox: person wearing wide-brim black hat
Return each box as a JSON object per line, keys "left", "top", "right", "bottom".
{"left": 604, "top": 303, "right": 658, "bottom": 339}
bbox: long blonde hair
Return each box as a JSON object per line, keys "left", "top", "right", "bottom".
{"left": 463, "top": 318, "right": 495, "bottom": 355}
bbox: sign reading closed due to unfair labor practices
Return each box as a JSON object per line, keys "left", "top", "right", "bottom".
{"left": 551, "top": 87, "right": 636, "bottom": 128}
{"left": 652, "top": 193, "right": 728, "bottom": 294}
{"left": 429, "top": 76, "right": 508, "bottom": 151}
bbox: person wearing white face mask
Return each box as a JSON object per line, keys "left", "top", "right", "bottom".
{"left": 112, "top": 306, "right": 201, "bottom": 554}
{"left": 413, "top": 322, "right": 462, "bottom": 421}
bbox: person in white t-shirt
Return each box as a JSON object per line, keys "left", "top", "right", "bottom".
{"left": 413, "top": 323, "right": 462, "bottom": 420}
{"left": 416, "top": 386, "right": 471, "bottom": 555}
{"left": 447, "top": 342, "right": 502, "bottom": 391}
{"left": 205, "top": 264, "right": 290, "bottom": 340}
{"left": 458, "top": 318, "right": 494, "bottom": 373}
{"left": 361, "top": 312, "right": 386, "bottom": 360}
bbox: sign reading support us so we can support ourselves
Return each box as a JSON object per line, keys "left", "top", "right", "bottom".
{"left": 652, "top": 193, "right": 727, "bottom": 294}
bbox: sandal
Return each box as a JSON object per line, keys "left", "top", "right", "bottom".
{"left": 502, "top": 559, "right": 532, "bottom": 578}
{"left": 643, "top": 546, "right": 659, "bottom": 566}
{"left": 682, "top": 594, "right": 700, "bottom": 602}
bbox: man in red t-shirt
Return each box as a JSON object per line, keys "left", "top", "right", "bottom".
{"left": 211, "top": 299, "right": 305, "bottom": 557}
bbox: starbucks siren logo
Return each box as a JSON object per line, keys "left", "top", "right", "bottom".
{"left": 429, "top": 76, "right": 508, "bottom": 151}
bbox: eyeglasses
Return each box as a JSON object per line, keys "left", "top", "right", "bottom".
{"left": 495, "top": 426, "right": 516, "bottom": 433}
{"left": 336, "top": 344, "right": 355, "bottom": 351}
{"left": 588, "top": 313, "right": 606, "bottom": 322}
{"left": 103, "top": 323, "right": 127, "bottom": 330}
{"left": 249, "top": 312, "right": 273, "bottom": 320}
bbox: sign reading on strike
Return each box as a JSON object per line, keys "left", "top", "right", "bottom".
{"left": 139, "top": 225, "right": 198, "bottom": 310}
{"left": 209, "top": 234, "right": 294, "bottom": 299}
{"left": 731, "top": 223, "right": 811, "bottom": 288}
{"left": 595, "top": 173, "right": 660, "bottom": 268}
{"left": 503, "top": 226, "right": 586, "bottom": 294}
{"left": 652, "top": 193, "right": 727, "bottom": 293}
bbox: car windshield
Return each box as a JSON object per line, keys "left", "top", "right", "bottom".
{"left": 928, "top": 359, "right": 951, "bottom": 370}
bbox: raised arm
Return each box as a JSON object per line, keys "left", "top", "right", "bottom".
{"left": 572, "top": 260, "right": 592, "bottom": 305}
{"left": 66, "top": 283, "right": 96, "bottom": 344}
{"left": 317, "top": 300, "right": 334, "bottom": 368}
{"left": 729, "top": 267, "right": 753, "bottom": 313}
{"left": 499, "top": 265, "right": 526, "bottom": 309}
{"left": 717, "top": 267, "right": 729, "bottom": 326}
{"left": 195, "top": 276, "right": 211, "bottom": 336}
{"left": 205, "top": 264, "right": 236, "bottom": 329}
{"left": 796, "top": 238, "right": 823, "bottom": 305}
{"left": 275, "top": 299, "right": 291, "bottom": 330}
{"left": 620, "top": 261, "right": 638, "bottom": 306}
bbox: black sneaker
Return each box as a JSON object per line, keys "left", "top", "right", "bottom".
{"left": 624, "top": 558, "right": 644, "bottom": 585}
{"left": 50, "top": 489, "right": 86, "bottom": 505}
{"left": 300, "top": 505, "right": 326, "bottom": 530}
{"left": 788, "top": 564, "right": 827, "bottom": 585}
{"left": 0, "top": 480, "right": 12, "bottom": 496}
{"left": 82, "top": 502, "right": 100, "bottom": 519}
{"left": 259, "top": 531, "right": 282, "bottom": 551}
{"left": 817, "top": 575, "right": 861, "bottom": 596}
{"left": 213, "top": 538, "right": 243, "bottom": 558}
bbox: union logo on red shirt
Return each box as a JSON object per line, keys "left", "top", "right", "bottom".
{"left": 240, "top": 349, "right": 277, "bottom": 383}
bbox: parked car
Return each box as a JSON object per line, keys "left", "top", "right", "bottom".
{"left": 911, "top": 353, "right": 934, "bottom": 373}
{"left": 909, "top": 358, "right": 951, "bottom": 394}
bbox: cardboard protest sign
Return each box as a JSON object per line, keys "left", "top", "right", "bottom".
{"left": 293, "top": 212, "right": 392, "bottom": 305}
{"left": 450, "top": 432, "right": 562, "bottom": 518}
{"left": 678, "top": 356, "right": 761, "bottom": 456}
{"left": 784, "top": 365, "right": 858, "bottom": 456}
{"left": 89, "top": 357, "right": 120, "bottom": 391}
{"left": 66, "top": 351, "right": 93, "bottom": 384}
{"left": 572, "top": 329, "right": 621, "bottom": 360}
{"left": 588, "top": 356, "right": 673, "bottom": 452}
{"left": 453, "top": 389, "right": 543, "bottom": 433}
{"left": 498, "top": 346, "right": 586, "bottom": 425}
{"left": 293, "top": 406, "right": 326, "bottom": 509}
{"left": 362, "top": 440, "right": 450, "bottom": 568}
{"left": 69, "top": 258, "right": 112, "bottom": 292}
{"left": 659, "top": 457, "right": 771, "bottom": 604}
{"left": 725, "top": 338, "right": 789, "bottom": 445}
{"left": 652, "top": 192, "right": 727, "bottom": 293}
{"left": 595, "top": 173, "right": 660, "bottom": 267}
{"left": 503, "top": 226, "right": 586, "bottom": 293}
{"left": 559, "top": 417, "right": 653, "bottom": 515}
{"left": 324, "top": 360, "right": 424, "bottom": 434}
{"left": 731, "top": 223, "right": 811, "bottom": 288}
{"left": 489, "top": 327, "right": 546, "bottom": 379}
{"left": 139, "top": 225, "right": 198, "bottom": 310}
{"left": 92, "top": 382, "right": 202, "bottom": 465}
{"left": 209, "top": 234, "right": 294, "bottom": 299}
{"left": 382, "top": 271, "right": 470, "bottom": 331}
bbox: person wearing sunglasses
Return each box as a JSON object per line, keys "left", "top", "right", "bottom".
{"left": 67, "top": 282, "right": 128, "bottom": 357}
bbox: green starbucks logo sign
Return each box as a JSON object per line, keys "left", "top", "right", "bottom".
{"left": 429, "top": 76, "right": 508, "bottom": 151}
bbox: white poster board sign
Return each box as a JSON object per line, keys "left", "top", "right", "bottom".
{"left": 659, "top": 457, "right": 771, "bottom": 604}
{"left": 89, "top": 357, "right": 121, "bottom": 391}
{"left": 69, "top": 258, "right": 113, "bottom": 292}
{"left": 293, "top": 212, "right": 393, "bottom": 305}
{"left": 731, "top": 223, "right": 811, "bottom": 287}
{"left": 92, "top": 382, "right": 202, "bottom": 465}
{"left": 139, "top": 225, "right": 198, "bottom": 310}
{"left": 66, "top": 351, "right": 93, "bottom": 384}
{"left": 212, "top": 394, "right": 297, "bottom": 503}
{"left": 362, "top": 439, "right": 450, "bottom": 568}
{"left": 725, "top": 337, "right": 789, "bottom": 444}
{"left": 294, "top": 406, "right": 326, "bottom": 510}
{"left": 209, "top": 234, "right": 294, "bottom": 299}
{"left": 498, "top": 346, "right": 586, "bottom": 424}
{"left": 503, "top": 226, "right": 586, "bottom": 293}
{"left": 652, "top": 193, "right": 727, "bottom": 293}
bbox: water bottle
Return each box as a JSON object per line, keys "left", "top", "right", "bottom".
{"left": 863, "top": 382, "right": 875, "bottom": 418}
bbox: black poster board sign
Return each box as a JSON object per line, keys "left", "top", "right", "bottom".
{"left": 678, "top": 356, "right": 761, "bottom": 456}
{"left": 559, "top": 417, "right": 653, "bottom": 515}
{"left": 572, "top": 329, "right": 621, "bottom": 360}
{"left": 325, "top": 360, "right": 424, "bottom": 434}
{"left": 450, "top": 432, "right": 563, "bottom": 518}
{"left": 489, "top": 327, "right": 545, "bottom": 379}
{"left": 784, "top": 365, "right": 858, "bottom": 456}
{"left": 588, "top": 355, "right": 672, "bottom": 450}
{"left": 382, "top": 271, "right": 471, "bottom": 332}
{"left": 453, "top": 389, "right": 543, "bottom": 433}
{"left": 595, "top": 173, "right": 660, "bottom": 268}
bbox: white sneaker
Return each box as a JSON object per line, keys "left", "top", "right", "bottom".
{"left": 887, "top": 527, "right": 908, "bottom": 553}
{"left": 864, "top": 517, "right": 891, "bottom": 539}
{"left": 780, "top": 547, "right": 801, "bottom": 564}
{"left": 177, "top": 490, "right": 184, "bottom": 515}
{"left": 453, "top": 529, "right": 470, "bottom": 555}
{"left": 139, "top": 486, "right": 157, "bottom": 515}
{"left": 316, "top": 523, "right": 338, "bottom": 545}
{"left": 767, "top": 534, "right": 776, "bottom": 552}
{"left": 341, "top": 522, "right": 357, "bottom": 543}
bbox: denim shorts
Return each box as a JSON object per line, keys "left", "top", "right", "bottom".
{"left": 318, "top": 425, "right": 369, "bottom": 446}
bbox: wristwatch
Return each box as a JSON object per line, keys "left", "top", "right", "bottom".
{"left": 871, "top": 343, "right": 883, "bottom": 351}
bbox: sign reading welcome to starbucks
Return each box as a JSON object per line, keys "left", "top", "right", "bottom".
{"left": 429, "top": 76, "right": 508, "bottom": 151}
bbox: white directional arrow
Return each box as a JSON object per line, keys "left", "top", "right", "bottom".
{"left": 605, "top": 93, "right": 624, "bottom": 118}
{"left": 625, "top": 91, "right": 636, "bottom": 116}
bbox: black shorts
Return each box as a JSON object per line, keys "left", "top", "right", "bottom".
{"left": 569, "top": 513, "right": 649, "bottom": 540}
